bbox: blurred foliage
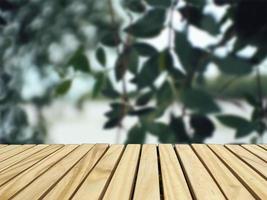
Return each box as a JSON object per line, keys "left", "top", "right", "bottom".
{"left": 1, "top": 0, "right": 267, "bottom": 144}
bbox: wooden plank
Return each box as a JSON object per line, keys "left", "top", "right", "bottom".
{"left": 0, "top": 145, "right": 7, "bottom": 150}
{"left": 43, "top": 144, "right": 108, "bottom": 200}
{"left": 0, "top": 145, "right": 35, "bottom": 163}
{"left": 12, "top": 144, "right": 94, "bottom": 199}
{"left": 242, "top": 144, "right": 267, "bottom": 162}
{"left": 0, "top": 144, "right": 63, "bottom": 186}
{"left": 192, "top": 144, "right": 254, "bottom": 199}
{"left": 0, "top": 145, "right": 49, "bottom": 173}
{"left": 0, "top": 144, "right": 74, "bottom": 198}
{"left": 133, "top": 144, "right": 160, "bottom": 200}
{"left": 209, "top": 144, "right": 267, "bottom": 199}
{"left": 159, "top": 144, "right": 192, "bottom": 200}
{"left": 175, "top": 145, "right": 225, "bottom": 200}
{"left": 258, "top": 144, "right": 267, "bottom": 151}
{"left": 102, "top": 144, "right": 141, "bottom": 200}
{"left": 0, "top": 145, "right": 20, "bottom": 156}
{"left": 72, "top": 145, "right": 124, "bottom": 200}
{"left": 226, "top": 145, "right": 267, "bottom": 178}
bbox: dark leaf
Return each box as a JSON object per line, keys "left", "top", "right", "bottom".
{"left": 187, "top": 0, "right": 206, "bottom": 7}
{"left": 217, "top": 115, "right": 255, "bottom": 138}
{"left": 96, "top": 47, "right": 106, "bottom": 66}
{"left": 133, "top": 43, "right": 157, "bottom": 56}
{"left": 180, "top": 5, "right": 202, "bottom": 26}
{"left": 145, "top": 0, "right": 171, "bottom": 7}
{"left": 213, "top": 55, "right": 253, "bottom": 75}
{"left": 101, "top": 30, "right": 121, "bottom": 47}
{"left": 127, "top": 49, "right": 139, "bottom": 74}
{"left": 213, "top": 0, "right": 233, "bottom": 6}
{"left": 175, "top": 32, "right": 207, "bottom": 72}
{"left": 102, "top": 79, "right": 120, "bottom": 98}
{"left": 104, "top": 117, "right": 121, "bottom": 129}
{"left": 190, "top": 114, "right": 215, "bottom": 140}
{"left": 68, "top": 48, "right": 90, "bottom": 73}
{"left": 200, "top": 14, "right": 220, "bottom": 36}
{"left": 125, "top": 125, "right": 146, "bottom": 144}
{"left": 125, "top": 8, "right": 166, "bottom": 38}
{"left": 136, "top": 54, "right": 160, "bottom": 89}
{"left": 180, "top": 88, "right": 220, "bottom": 113}
{"left": 55, "top": 80, "right": 72, "bottom": 96}
{"left": 156, "top": 81, "right": 173, "bottom": 109}
{"left": 124, "top": 0, "right": 146, "bottom": 13}
{"left": 92, "top": 73, "right": 105, "bottom": 98}
{"left": 147, "top": 122, "right": 176, "bottom": 143}
{"left": 136, "top": 91, "right": 154, "bottom": 106}
{"left": 129, "top": 107, "right": 155, "bottom": 116}
{"left": 170, "top": 115, "right": 190, "bottom": 143}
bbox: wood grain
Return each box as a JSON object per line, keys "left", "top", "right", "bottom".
{"left": 159, "top": 144, "right": 192, "bottom": 200}
{"left": 192, "top": 144, "right": 254, "bottom": 199}
{"left": 0, "top": 144, "right": 265, "bottom": 200}
{"left": 242, "top": 144, "right": 267, "bottom": 162}
{"left": 0, "top": 144, "right": 73, "bottom": 198}
{"left": 72, "top": 145, "right": 124, "bottom": 200}
{"left": 0, "top": 144, "right": 48, "bottom": 173}
{"left": 102, "top": 144, "right": 141, "bottom": 200}
{"left": 226, "top": 145, "right": 267, "bottom": 178}
{"left": 209, "top": 144, "right": 267, "bottom": 199}
{"left": 43, "top": 144, "right": 108, "bottom": 199}
{"left": 133, "top": 144, "right": 160, "bottom": 200}
{"left": 176, "top": 145, "right": 225, "bottom": 199}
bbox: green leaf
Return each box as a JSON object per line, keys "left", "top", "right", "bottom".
{"left": 68, "top": 48, "right": 90, "bottom": 73}
{"left": 133, "top": 43, "right": 157, "bottom": 56}
{"left": 124, "top": 0, "right": 145, "bottom": 13}
{"left": 136, "top": 91, "right": 154, "bottom": 106}
{"left": 129, "top": 107, "right": 155, "bottom": 116}
{"left": 136, "top": 54, "right": 160, "bottom": 88}
{"left": 125, "top": 8, "right": 166, "bottom": 38}
{"left": 190, "top": 115, "right": 215, "bottom": 141}
{"left": 101, "top": 30, "right": 121, "bottom": 47}
{"left": 180, "top": 88, "right": 220, "bottom": 113}
{"left": 115, "top": 48, "right": 138, "bottom": 80}
{"left": 147, "top": 122, "right": 176, "bottom": 143}
{"left": 96, "top": 47, "right": 106, "bottom": 66}
{"left": 92, "top": 73, "right": 105, "bottom": 98}
{"left": 102, "top": 79, "right": 120, "bottom": 98}
{"left": 55, "top": 80, "right": 72, "bottom": 96}
{"left": 145, "top": 0, "right": 171, "bottom": 7}
{"left": 156, "top": 81, "right": 173, "bottom": 108}
{"left": 125, "top": 125, "right": 146, "bottom": 144}
{"left": 180, "top": 5, "right": 202, "bottom": 27}
{"left": 104, "top": 117, "right": 121, "bottom": 129}
{"left": 217, "top": 115, "right": 255, "bottom": 138}
{"left": 213, "top": 55, "right": 253, "bottom": 75}
{"left": 200, "top": 14, "right": 220, "bottom": 36}
{"left": 175, "top": 32, "right": 207, "bottom": 72}
{"left": 187, "top": 0, "right": 206, "bottom": 7}
{"left": 169, "top": 115, "right": 190, "bottom": 143}
{"left": 127, "top": 49, "right": 139, "bottom": 74}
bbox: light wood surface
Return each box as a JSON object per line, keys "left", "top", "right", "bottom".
{"left": 192, "top": 144, "right": 254, "bottom": 199}
{"left": 242, "top": 144, "right": 267, "bottom": 162}
{"left": 133, "top": 144, "right": 160, "bottom": 200}
{"left": 0, "top": 144, "right": 265, "bottom": 200}
{"left": 102, "top": 144, "right": 141, "bottom": 200}
{"left": 225, "top": 145, "right": 267, "bottom": 178}
{"left": 176, "top": 145, "right": 225, "bottom": 200}
{"left": 209, "top": 144, "right": 267, "bottom": 199}
{"left": 159, "top": 144, "right": 192, "bottom": 200}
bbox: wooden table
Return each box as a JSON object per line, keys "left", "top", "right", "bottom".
{"left": 0, "top": 144, "right": 266, "bottom": 200}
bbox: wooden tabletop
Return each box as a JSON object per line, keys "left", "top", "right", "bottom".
{"left": 0, "top": 144, "right": 266, "bottom": 200}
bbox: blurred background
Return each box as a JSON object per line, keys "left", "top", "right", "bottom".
{"left": 0, "top": 0, "right": 267, "bottom": 144}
